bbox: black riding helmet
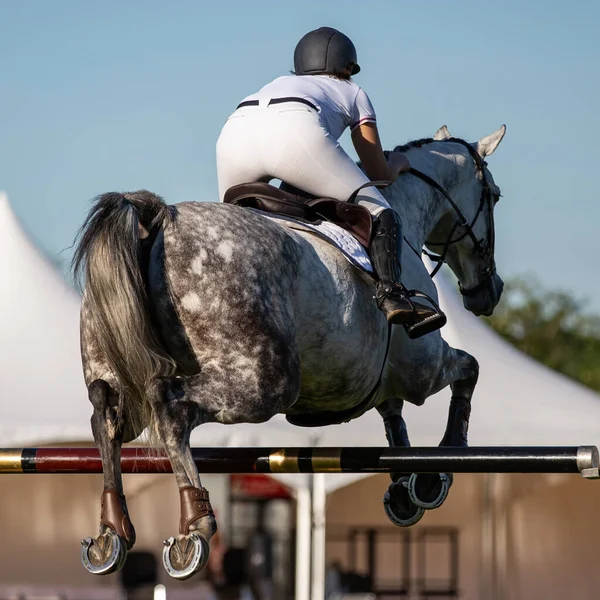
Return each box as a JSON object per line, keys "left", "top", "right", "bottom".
{"left": 293, "top": 27, "right": 360, "bottom": 76}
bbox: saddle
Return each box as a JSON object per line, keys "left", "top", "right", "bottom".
{"left": 223, "top": 182, "right": 373, "bottom": 248}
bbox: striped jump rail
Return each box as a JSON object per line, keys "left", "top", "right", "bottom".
{"left": 0, "top": 446, "right": 598, "bottom": 478}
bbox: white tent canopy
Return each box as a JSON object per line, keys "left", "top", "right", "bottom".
{"left": 0, "top": 192, "right": 92, "bottom": 444}
{"left": 2, "top": 189, "right": 600, "bottom": 478}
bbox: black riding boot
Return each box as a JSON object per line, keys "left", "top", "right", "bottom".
{"left": 369, "top": 208, "right": 447, "bottom": 339}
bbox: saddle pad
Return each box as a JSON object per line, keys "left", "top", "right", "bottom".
{"left": 262, "top": 212, "right": 374, "bottom": 273}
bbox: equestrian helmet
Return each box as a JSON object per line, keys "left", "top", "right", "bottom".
{"left": 293, "top": 27, "right": 360, "bottom": 76}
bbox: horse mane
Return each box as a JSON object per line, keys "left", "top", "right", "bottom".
{"left": 392, "top": 138, "right": 436, "bottom": 153}
{"left": 378, "top": 136, "right": 475, "bottom": 176}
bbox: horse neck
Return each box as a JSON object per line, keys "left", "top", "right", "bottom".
{"left": 383, "top": 142, "right": 471, "bottom": 249}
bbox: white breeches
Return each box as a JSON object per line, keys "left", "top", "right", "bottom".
{"left": 216, "top": 102, "right": 391, "bottom": 216}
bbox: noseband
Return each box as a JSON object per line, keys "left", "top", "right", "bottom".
{"left": 404, "top": 138, "right": 499, "bottom": 294}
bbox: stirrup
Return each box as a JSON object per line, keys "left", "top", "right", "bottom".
{"left": 403, "top": 290, "right": 447, "bottom": 339}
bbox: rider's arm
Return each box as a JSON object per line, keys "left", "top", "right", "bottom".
{"left": 352, "top": 122, "right": 410, "bottom": 183}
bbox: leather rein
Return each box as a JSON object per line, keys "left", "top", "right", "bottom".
{"left": 400, "top": 138, "right": 500, "bottom": 295}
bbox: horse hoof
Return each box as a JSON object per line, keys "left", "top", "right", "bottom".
{"left": 162, "top": 533, "right": 209, "bottom": 580}
{"left": 408, "top": 472, "right": 453, "bottom": 510}
{"left": 383, "top": 478, "right": 425, "bottom": 527}
{"left": 81, "top": 529, "right": 127, "bottom": 575}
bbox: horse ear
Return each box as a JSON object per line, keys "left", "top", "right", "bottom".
{"left": 474, "top": 125, "right": 506, "bottom": 157}
{"left": 434, "top": 125, "right": 451, "bottom": 140}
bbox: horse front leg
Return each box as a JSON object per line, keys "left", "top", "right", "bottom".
{"left": 440, "top": 349, "right": 479, "bottom": 447}
{"left": 377, "top": 397, "right": 425, "bottom": 527}
{"left": 81, "top": 380, "right": 135, "bottom": 575}
{"left": 408, "top": 349, "right": 479, "bottom": 511}
{"left": 148, "top": 378, "right": 217, "bottom": 581}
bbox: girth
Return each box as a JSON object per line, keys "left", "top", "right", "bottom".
{"left": 223, "top": 182, "right": 373, "bottom": 248}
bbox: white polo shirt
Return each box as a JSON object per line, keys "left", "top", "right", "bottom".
{"left": 239, "top": 75, "right": 377, "bottom": 141}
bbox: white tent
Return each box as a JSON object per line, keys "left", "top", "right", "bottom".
{"left": 0, "top": 192, "right": 92, "bottom": 444}
{"left": 3, "top": 190, "right": 600, "bottom": 599}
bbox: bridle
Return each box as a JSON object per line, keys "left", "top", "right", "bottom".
{"left": 403, "top": 138, "right": 500, "bottom": 296}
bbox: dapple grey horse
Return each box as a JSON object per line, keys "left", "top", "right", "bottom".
{"left": 73, "top": 125, "right": 505, "bottom": 579}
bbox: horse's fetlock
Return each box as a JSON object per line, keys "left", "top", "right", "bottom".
{"left": 179, "top": 486, "right": 216, "bottom": 537}
{"left": 100, "top": 490, "right": 136, "bottom": 547}
{"left": 188, "top": 514, "right": 218, "bottom": 541}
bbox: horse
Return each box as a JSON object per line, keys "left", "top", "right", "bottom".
{"left": 73, "top": 124, "right": 506, "bottom": 579}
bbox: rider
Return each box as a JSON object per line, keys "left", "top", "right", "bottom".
{"left": 216, "top": 26, "right": 446, "bottom": 338}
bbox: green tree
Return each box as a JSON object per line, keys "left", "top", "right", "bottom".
{"left": 484, "top": 276, "right": 600, "bottom": 392}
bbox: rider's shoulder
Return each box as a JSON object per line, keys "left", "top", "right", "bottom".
{"left": 310, "top": 74, "right": 363, "bottom": 94}
{"left": 355, "top": 85, "right": 373, "bottom": 100}
{"left": 260, "top": 74, "right": 294, "bottom": 88}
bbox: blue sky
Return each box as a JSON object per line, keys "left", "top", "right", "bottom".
{"left": 1, "top": 1, "right": 599, "bottom": 309}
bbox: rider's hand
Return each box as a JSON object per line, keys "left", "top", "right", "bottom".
{"left": 387, "top": 151, "right": 411, "bottom": 179}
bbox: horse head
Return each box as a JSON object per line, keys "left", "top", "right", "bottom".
{"left": 423, "top": 125, "right": 506, "bottom": 316}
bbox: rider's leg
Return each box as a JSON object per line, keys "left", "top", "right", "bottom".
{"left": 370, "top": 208, "right": 446, "bottom": 336}
{"left": 216, "top": 107, "right": 272, "bottom": 201}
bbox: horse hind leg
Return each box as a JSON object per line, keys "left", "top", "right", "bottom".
{"left": 81, "top": 380, "right": 135, "bottom": 576}
{"left": 146, "top": 335, "right": 299, "bottom": 580}
{"left": 146, "top": 377, "right": 217, "bottom": 581}
{"left": 377, "top": 397, "right": 425, "bottom": 527}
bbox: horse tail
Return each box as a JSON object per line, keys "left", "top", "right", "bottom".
{"left": 72, "top": 190, "right": 176, "bottom": 434}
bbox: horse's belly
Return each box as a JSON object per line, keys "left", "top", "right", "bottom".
{"left": 290, "top": 238, "right": 388, "bottom": 413}
{"left": 290, "top": 348, "right": 383, "bottom": 413}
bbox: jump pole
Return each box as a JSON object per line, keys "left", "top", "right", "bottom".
{"left": 0, "top": 446, "right": 598, "bottom": 478}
